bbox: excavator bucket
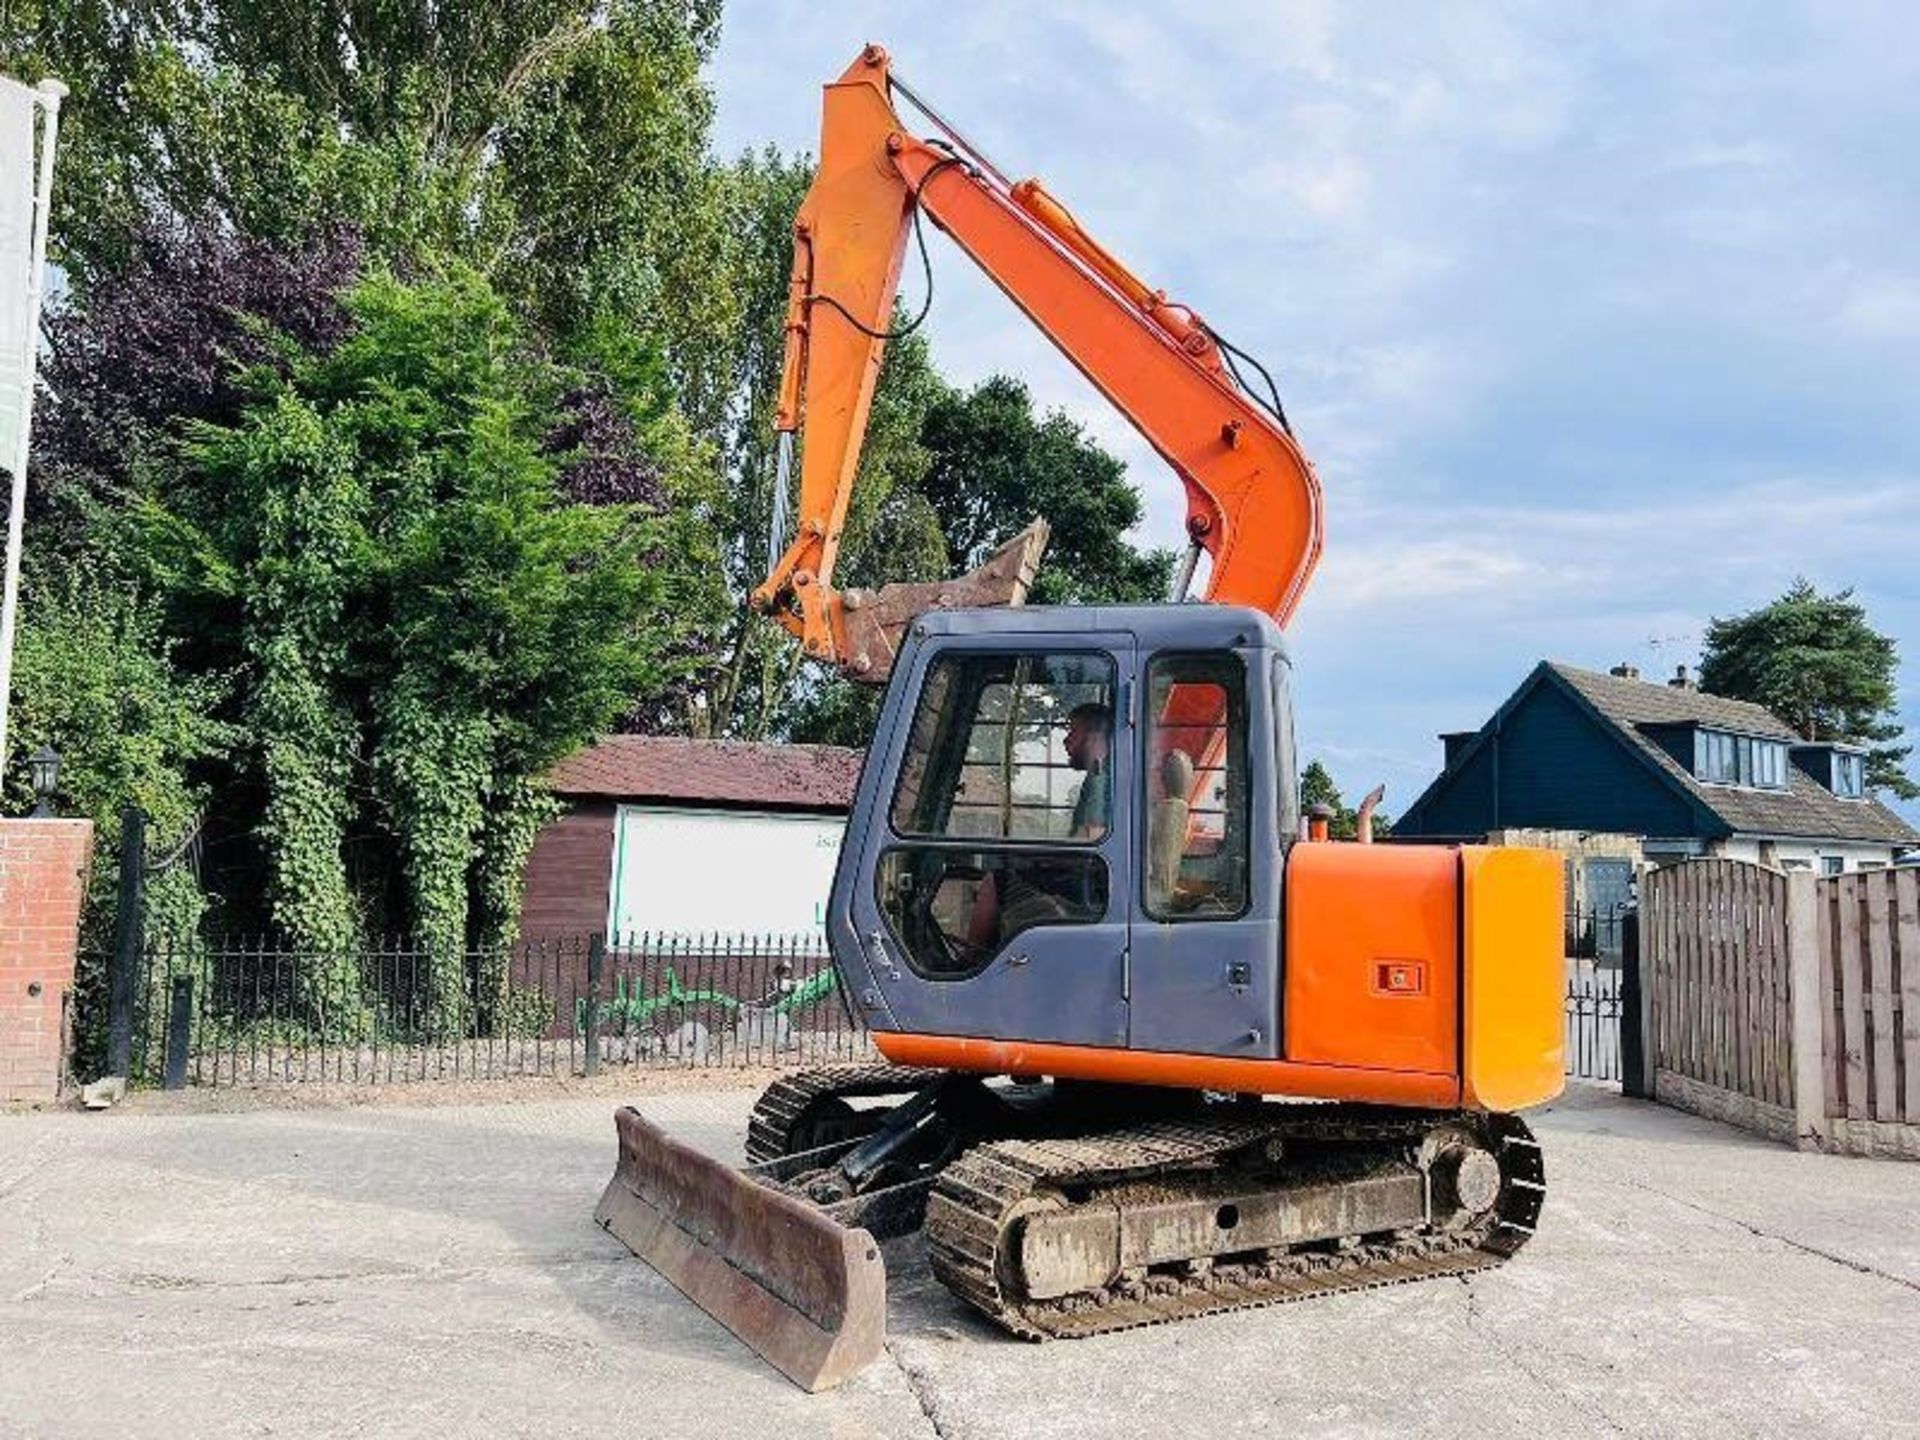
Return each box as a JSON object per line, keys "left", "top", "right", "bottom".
{"left": 594, "top": 1106, "right": 887, "bottom": 1392}
{"left": 836, "top": 518, "right": 1049, "bottom": 684}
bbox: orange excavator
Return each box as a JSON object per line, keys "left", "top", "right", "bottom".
{"left": 596, "top": 45, "right": 1563, "bottom": 1390}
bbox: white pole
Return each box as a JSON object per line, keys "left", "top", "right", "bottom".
{"left": 0, "top": 77, "right": 64, "bottom": 779}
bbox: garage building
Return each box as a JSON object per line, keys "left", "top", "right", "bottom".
{"left": 519, "top": 737, "right": 863, "bottom": 943}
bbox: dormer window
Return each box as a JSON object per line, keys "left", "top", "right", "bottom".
{"left": 1696, "top": 730, "right": 1788, "bottom": 789}
{"left": 1834, "top": 751, "right": 1865, "bottom": 799}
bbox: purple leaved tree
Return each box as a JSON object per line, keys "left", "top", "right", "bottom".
{"left": 36, "top": 222, "right": 364, "bottom": 505}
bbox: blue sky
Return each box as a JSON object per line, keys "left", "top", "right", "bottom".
{"left": 706, "top": 3, "right": 1920, "bottom": 824}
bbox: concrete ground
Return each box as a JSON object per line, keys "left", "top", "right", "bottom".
{"left": 3, "top": 1081, "right": 1918, "bottom": 1440}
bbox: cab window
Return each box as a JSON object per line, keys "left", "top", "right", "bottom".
{"left": 882, "top": 650, "right": 1115, "bottom": 979}
{"left": 1142, "top": 652, "right": 1249, "bottom": 919}
{"left": 890, "top": 652, "right": 1115, "bottom": 843}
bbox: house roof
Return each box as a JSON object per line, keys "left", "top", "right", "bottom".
{"left": 545, "top": 736, "right": 862, "bottom": 812}
{"left": 1552, "top": 664, "right": 1801, "bottom": 739}
{"left": 1548, "top": 663, "right": 1917, "bottom": 845}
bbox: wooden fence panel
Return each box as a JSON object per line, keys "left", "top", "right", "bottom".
{"left": 1741, "top": 867, "right": 1757, "bottom": 1096}
{"left": 1720, "top": 863, "right": 1738, "bottom": 1090}
{"left": 1836, "top": 875, "right": 1869, "bottom": 1120}
{"left": 1643, "top": 858, "right": 1793, "bottom": 1124}
{"left": 1672, "top": 864, "right": 1687, "bottom": 1077}
{"left": 1819, "top": 879, "right": 1841, "bottom": 1119}
{"left": 1690, "top": 863, "right": 1707, "bottom": 1081}
{"left": 1648, "top": 866, "right": 1670, "bottom": 1071}
{"left": 1665, "top": 866, "right": 1681, "bottom": 1074}
{"left": 1900, "top": 872, "right": 1920, "bottom": 1123}
{"left": 1867, "top": 871, "right": 1897, "bottom": 1121}
{"left": 1756, "top": 865, "right": 1775, "bottom": 1100}
{"left": 1709, "top": 863, "right": 1725, "bottom": 1089}
{"left": 1769, "top": 872, "right": 1790, "bottom": 1107}
{"left": 1813, "top": 868, "right": 1920, "bottom": 1130}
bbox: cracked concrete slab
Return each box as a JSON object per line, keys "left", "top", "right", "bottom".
{"left": 2, "top": 1082, "right": 1918, "bottom": 1438}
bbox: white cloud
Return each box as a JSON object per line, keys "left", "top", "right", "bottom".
{"left": 1248, "top": 153, "right": 1369, "bottom": 222}
{"left": 1834, "top": 273, "right": 1920, "bottom": 340}
{"left": 1656, "top": 140, "right": 1782, "bottom": 176}
{"left": 1313, "top": 538, "right": 1552, "bottom": 609}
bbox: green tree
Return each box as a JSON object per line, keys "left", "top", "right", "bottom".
{"left": 1699, "top": 579, "right": 1914, "bottom": 799}
{"left": 1, "top": 0, "right": 735, "bottom": 420}
{"left": 4, "top": 575, "right": 234, "bottom": 934}
{"left": 918, "top": 376, "right": 1175, "bottom": 607}
{"left": 3, "top": 576, "right": 236, "bottom": 1076}
{"left": 1299, "top": 760, "right": 1392, "bottom": 840}
{"left": 151, "top": 267, "right": 685, "bottom": 1011}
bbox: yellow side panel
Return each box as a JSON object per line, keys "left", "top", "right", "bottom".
{"left": 1460, "top": 846, "right": 1566, "bottom": 1110}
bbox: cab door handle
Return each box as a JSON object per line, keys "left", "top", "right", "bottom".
{"left": 1007, "top": 953, "right": 1031, "bottom": 967}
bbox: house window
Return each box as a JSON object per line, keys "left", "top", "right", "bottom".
{"left": 1698, "top": 730, "right": 1734, "bottom": 784}
{"left": 1695, "top": 730, "right": 1788, "bottom": 790}
{"left": 1820, "top": 855, "right": 1845, "bottom": 876}
{"left": 1833, "top": 752, "right": 1865, "bottom": 799}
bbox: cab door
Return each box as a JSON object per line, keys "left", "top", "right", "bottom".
{"left": 845, "top": 637, "right": 1135, "bottom": 1049}
{"left": 1126, "top": 649, "right": 1283, "bottom": 1057}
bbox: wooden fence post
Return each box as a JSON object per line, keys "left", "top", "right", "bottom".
{"left": 1785, "top": 870, "right": 1825, "bottom": 1150}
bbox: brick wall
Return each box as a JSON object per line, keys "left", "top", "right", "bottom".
{"left": 0, "top": 819, "right": 94, "bottom": 1105}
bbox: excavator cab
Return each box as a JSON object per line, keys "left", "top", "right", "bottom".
{"left": 830, "top": 603, "right": 1291, "bottom": 1059}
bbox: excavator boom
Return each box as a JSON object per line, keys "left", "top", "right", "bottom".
{"left": 751, "top": 45, "right": 1324, "bottom": 679}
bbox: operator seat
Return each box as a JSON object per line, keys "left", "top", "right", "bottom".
{"left": 1148, "top": 749, "right": 1194, "bottom": 911}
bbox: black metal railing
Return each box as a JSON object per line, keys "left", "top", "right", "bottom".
{"left": 91, "top": 905, "right": 1637, "bottom": 1091}
{"left": 109, "top": 932, "right": 872, "bottom": 1089}
{"left": 1566, "top": 901, "right": 1629, "bottom": 961}
{"left": 1562, "top": 902, "right": 1633, "bottom": 1083}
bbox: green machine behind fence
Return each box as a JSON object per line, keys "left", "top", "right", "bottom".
{"left": 578, "top": 962, "right": 847, "bottom": 1060}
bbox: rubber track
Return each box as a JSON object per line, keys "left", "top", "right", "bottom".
{"left": 924, "top": 1106, "right": 1544, "bottom": 1341}
{"left": 744, "top": 1065, "right": 940, "bottom": 1164}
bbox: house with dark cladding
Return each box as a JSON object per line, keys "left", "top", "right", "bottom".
{"left": 1393, "top": 661, "right": 1919, "bottom": 877}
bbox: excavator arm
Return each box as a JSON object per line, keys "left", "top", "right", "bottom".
{"left": 751, "top": 45, "right": 1324, "bottom": 681}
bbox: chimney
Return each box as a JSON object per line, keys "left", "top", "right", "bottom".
{"left": 1609, "top": 662, "right": 1640, "bottom": 681}
{"left": 1669, "top": 664, "right": 1695, "bottom": 690}
{"left": 1441, "top": 730, "right": 1476, "bottom": 767}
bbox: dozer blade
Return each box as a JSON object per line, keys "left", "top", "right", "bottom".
{"left": 594, "top": 1105, "right": 886, "bottom": 1392}
{"left": 836, "top": 517, "right": 1049, "bottom": 684}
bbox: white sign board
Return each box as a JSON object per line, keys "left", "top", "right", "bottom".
{"left": 0, "top": 79, "right": 37, "bottom": 466}
{"left": 607, "top": 805, "right": 845, "bottom": 941}
{"left": 0, "top": 75, "right": 62, "bottom": 773}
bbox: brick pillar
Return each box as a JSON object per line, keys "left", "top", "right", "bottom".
{"left": 0, "top": 818, "right": 95, "bottom": 1105}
